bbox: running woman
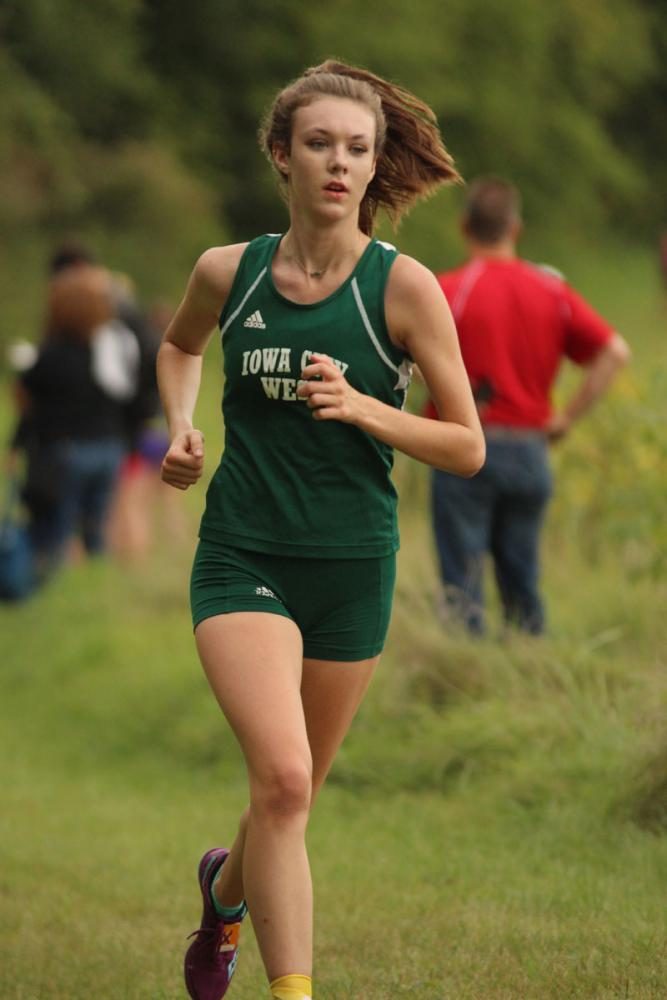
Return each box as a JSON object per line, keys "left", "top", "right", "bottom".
{"left": 158, "top": 59, "right": 485, "bottom": 1000}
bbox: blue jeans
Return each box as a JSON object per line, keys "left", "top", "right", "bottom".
{"left": 28, "top": 438, "right": 125, "bottom": 574}
{"left": 431, "top": 434, "right": 553, "bottom": 635}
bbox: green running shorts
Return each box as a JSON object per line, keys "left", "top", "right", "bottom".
{"left": 190, "top": 538, "right": 396, "bottom": 662}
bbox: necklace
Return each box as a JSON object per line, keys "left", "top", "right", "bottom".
{"left": 282, "top": 241, "right": 362, "bottom": 279}
{"left": 292, "top": 258, "right": 328, "bottom": 279}
{"left": 283, "top": 250, "right": 330, "bottom": 279}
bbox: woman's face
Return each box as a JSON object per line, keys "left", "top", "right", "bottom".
{"left": 274, "top": 96, "right": 377, "bottom": 224}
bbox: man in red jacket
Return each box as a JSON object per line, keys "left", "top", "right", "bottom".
{"left": 428, "top": 177, "right": 630, "bottom": 634}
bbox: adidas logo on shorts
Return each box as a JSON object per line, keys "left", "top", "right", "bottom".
{"left": 243, "top": 310, "right": 266, "bottom": 329}
{"left": 255, "top": 585, "right": 276, "bottom": 598}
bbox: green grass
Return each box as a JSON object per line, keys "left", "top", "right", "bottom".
{"left": 2, "top": 555, "right": 667, "bottom": 999}
{"left": 2, "top": 243, "right": 667, "bottom": 997}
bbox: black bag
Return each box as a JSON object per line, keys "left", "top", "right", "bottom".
{"left": 0, "top": 474, "right": 35, "bottom": 601}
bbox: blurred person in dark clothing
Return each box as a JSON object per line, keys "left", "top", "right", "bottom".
{"left": 14, "top": 264, "right": 129, "bottom": 579}
{"left": 426, "top": 177, "right": 630, "bottom": 635}
{"left": 46, "top": 240, "right": 161, "bottom": 450}
{"left": 9, "top": 240, "right": 162, "bottom": 574}
{"left": 107, "top": 299, "right": 189, "bottom": 561}
{"left": 52, "top": 243, "right": 161, "bottom": 447}
{"left": 108, "top": 270, "right": 163, "bottom": 447}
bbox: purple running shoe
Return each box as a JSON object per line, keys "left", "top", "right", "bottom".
{"left": 184, "top": 848, "right": 245, "bottom": 1000}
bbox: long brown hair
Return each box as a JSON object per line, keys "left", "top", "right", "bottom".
{"left": 259, "top": 59, "right": 461, "bottom": 236}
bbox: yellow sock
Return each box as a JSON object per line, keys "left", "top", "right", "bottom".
{"left": 270, "top": 973, "right": 313, "bottom": 999}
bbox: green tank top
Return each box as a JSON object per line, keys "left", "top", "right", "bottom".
{"left": 199, "top": 233, "right": 412, "bottom": 558}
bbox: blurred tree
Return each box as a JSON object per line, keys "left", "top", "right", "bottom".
{"left": 0, "top": 0, "right": 664, "bottom": 332}
{"left": 0, "top": 45, "right": 84, "bottom": 230}
{"left": 142, "top": 0, "right": 314, "bottom": 235}
{"left": 605, "top": 0, "right": 667, "bottom": 240}
{"left": 3, "top": 0, "right": 155, "bottom": 141}
{"left": 0, "top": 0, "right": 223, "bottom": 344}
{"left": 300, "top": 0, "right": 655, "bottom": 244}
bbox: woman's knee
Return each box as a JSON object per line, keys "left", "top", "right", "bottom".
{"left": 249, "top": 755, "right": 313, "bottom": 821}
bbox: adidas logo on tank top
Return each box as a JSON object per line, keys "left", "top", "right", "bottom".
{"left": 243, "top": 310, "right": 266, "bottom": 329}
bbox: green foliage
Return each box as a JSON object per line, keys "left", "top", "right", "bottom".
{"left": 4, "top": 0, "right": 155, "bottom": 140}
{"left": 607, "top": 0, "right": 667, "bottom": 236}
{"left": 1, "top": 0, "right": 666, "bottom": 344}
{"left": 0, "top": 46, "right": 83, "bottom": 229}
{"left": 141, "top": 0, "right": 314, "bottom": 235}
{"left": 301, "top": 0, "right": 656, "bottom": 238}
{"left": 0, "top": 0, "right": 221, "bottom": 343}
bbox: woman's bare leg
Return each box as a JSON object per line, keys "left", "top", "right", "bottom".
{"left": 301, "top": 654, "right": 379, "bottom": 799}
{"left": 213, "top": 652, "right": 380, "bottom": 893}
{"left": 195, "top": 612, "right": 312, "bottom": 979}
{"left": 197, "top": 612, "right": 381, "bottom": 982}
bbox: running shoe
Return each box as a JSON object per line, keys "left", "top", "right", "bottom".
{"left": 184, "top": 848, "right": 245, "bottom": 1000}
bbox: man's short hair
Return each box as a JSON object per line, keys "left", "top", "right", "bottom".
{"left": 463, "top": 177, "right": 522, "bottom": 244}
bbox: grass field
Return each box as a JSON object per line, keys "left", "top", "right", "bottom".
{"left": 1, "top": 245, "right": 666, "bottom": 998}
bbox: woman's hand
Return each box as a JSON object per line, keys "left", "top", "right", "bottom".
{"left": 297, "top": 354, "right": 364, "bottom": 423}
{"left": 161, "top": 429, "right": 205, "bottom": 490}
